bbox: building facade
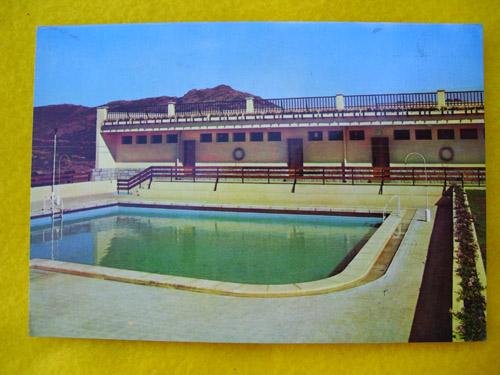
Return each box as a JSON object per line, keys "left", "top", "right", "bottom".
{"left": 94, "top": 90, "right": 484, "bottom": 179}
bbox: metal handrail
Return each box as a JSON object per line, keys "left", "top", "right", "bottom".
{"left": 116, "top": 165, "right": 486, "bottom": 193}
{"left": 382, "top": 195, "right": 401, "bottom": 221}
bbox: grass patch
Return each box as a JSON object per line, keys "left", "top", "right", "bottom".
{"left": 465, "top": 189, "right": 486, "bottom": 267}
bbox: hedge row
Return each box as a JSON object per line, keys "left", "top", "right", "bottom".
{"left": 453, "top": 185, "right": 486, "bottom": 341}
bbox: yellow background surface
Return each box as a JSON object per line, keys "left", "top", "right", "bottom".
{"left": 1, "top": 0, "right": 498, "bottom": 373}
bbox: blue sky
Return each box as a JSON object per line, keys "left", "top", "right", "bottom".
{"left": 34, "top": 22, "right": 483, "bottom": 107}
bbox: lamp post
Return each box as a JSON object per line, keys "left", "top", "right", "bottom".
{"left": 51, "top": 128, "right": 58, "bottom": 207}
{"left": 404, "top": 152, "right": 431, "bottom": 222}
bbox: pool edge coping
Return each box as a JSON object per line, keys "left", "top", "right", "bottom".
{"left": 31, "top": 199, "right": 385, "bottom": 220}
{"left": 30, "top": 211, "right": 404, "bottom": 298}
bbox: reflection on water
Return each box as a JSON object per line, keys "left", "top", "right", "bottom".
{"left": 30, "top": 209, "right": 380, "bottom": 284}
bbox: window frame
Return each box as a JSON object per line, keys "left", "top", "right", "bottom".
{"left": 166, "top": 134, "right": 178, "bottom": 144}
{"left": 268, "top": 131, "right": 282, "bottom": 142}
{"left": 308, "top": 131, "right": 323, "bottom": 141}
{"left": 150, "top": 134, "right": 163, "bottom": 144}
{"left": 216, "top": 133, "right": 229, "bottom": 143}
{"left": 250, "top": 132, "right": 264, "bottom": 142}
{"left": 437, "top": 129, "right": 455, "bottom": 140}
{"left": 200, "top": 133, "right": 213, "bottom": 143}
{"left": 415, "top": 129, "right": 432, "bottom": 140}
{"left": 349, "top": 130, "right": 365, "bottom": 141}
{"left": 136, "top": 135, "right": 148, "bottom": 144}
{"left": 233, "top": 132, "right": 246, "bottom": 142}
{"left": 460, "top": 128, "right": 478, "bottom": 140}
{"left": 121, "top": 135, "right": 133, "bottom": 145}
{"left": 393, "top": 129, "right": 410, "bottom": 141}
{"left": 328, "top": 130, "right": 343, "bottom": 141}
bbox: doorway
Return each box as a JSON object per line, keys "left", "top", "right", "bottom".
{"left": 183, "top": 140, "right": 196, "bottom": 167}
{"left": 371, "top": 137, "right": 390, "bottom": 167}
{"left": 371, "top": 137, "right": 390, "bottom": 182}
{"left": 287, "top": 138, "right": 304, "bottom": 170}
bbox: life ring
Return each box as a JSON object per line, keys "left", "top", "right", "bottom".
{"left": 233, "top": 147, "right": 245, "bottom": 161}
{"left": 439, "top": 146, "right": 454, "bottom": 162}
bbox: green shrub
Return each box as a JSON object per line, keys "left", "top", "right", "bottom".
{"left": 452, "top": 185, "right": 486, "bottom": 341}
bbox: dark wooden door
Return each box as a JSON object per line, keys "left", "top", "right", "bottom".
{"left": 183, "top": 140, "right": 196, "bottom": 167}
{"left": 371, "top": 137, "right": 390, "bottom": 167}
{"left": 287, "top": 138, "right": 304, "bottom": 170}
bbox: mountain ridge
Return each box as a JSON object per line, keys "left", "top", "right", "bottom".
{"left": 32, "top": 85, "right": 260, "bottom": 175}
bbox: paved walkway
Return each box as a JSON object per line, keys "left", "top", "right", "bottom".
{"left": 30, "top": 209, "right": 434, "bottom": 343}
{"left": 409, "top": 194, "right": 453, "bottom": 342}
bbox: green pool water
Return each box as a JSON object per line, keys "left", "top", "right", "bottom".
{"left": 30, "top": 206, "right": 381, "bottom": 284}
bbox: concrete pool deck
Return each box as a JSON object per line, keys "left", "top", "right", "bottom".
{"left": 30, "top": 208, "right": 435, "bottom": 343}
{"left": 30, "top": 182, "right": 443, "bottom": 217}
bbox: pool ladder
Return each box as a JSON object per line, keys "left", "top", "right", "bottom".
{"left": 43, "top": 194, "right": 64, "bottom": 222}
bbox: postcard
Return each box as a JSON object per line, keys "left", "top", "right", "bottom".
{"left": 29, "top": 22, "right": 485, "bottom": 343}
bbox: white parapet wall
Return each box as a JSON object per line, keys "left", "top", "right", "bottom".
{"left": 31, "top": 180, "right": 117, "bottom": 203}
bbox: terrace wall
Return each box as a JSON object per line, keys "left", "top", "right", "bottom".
{"left": 31, "top": 180, "right": 116, "bottom": 202}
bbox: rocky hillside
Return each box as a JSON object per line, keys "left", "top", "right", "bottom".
{"left": 178, "top": 84, "right": 256, "bottom": 104}
{"left": 31, "top": 85, "right": 259, "bottom": 175}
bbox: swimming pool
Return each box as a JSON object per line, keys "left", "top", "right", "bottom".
{"left": 30, "top": 206, "right": 381, "bottom": 285}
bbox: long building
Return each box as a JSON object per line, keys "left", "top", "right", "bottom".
{"left": 93, "top": 90, "right": 484, "bottom": 180}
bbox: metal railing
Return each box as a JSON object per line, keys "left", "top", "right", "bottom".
{"left": 106, "top": 111, "right": 168, "bottom": 121}
{"left": 254, "top": 96, "right": 337, "bottom": 113}
{"left": 176, "top": 99, "right": 246, "bottom": 116}
{"left": 116, "top": 165, "right": 486, "bottom": 193}
{"left": 446, "top": 91, "right": 484, "bottom": 107}
{"left": 344, "top": 92, "right": 437, "bottom": 110}
{"left": 109, "top": 105, "right": 168, "bottom": 113}
{"left": 105, "top": 90, "right": 484, "bottom": 121}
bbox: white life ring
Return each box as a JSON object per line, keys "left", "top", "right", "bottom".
{"left": 439, "top": 146, "right": 454, "bottom": 162}
{"left": 233, "top": 147, "right": 245, "bottom": 161}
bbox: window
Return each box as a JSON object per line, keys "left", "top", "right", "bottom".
{"left": 200, "top": 133, "right": 212, "bottom": 143}
{"left": 308, "top": 131, "right": 323, "bottom": 141}
{"left": 121, "top": 136, "right": 132, "bottom": 144}
{"left": 136, "top": 135, "right": 147, "bottom": 144}
{"left": 460, "top": 128, "right": 478, "bottom": 139}
{"left": 166, "top": 134, "right": 178, "bottom": 144}
{"left": 394, "top": 129, "right": 410, "bottom": 140}
{"left": 151, "top": 135, "right": 162, "bottom": 144}
{"left": 268, "top": 131, "right": 282, "bottom": 141}
{"left": 233, "top": 132, "right": 246, "bottom": 142}
{"left": 216, "top": 133, "right": 229, "bottom": 142}
{"left": 437, "top": 129, "right": 455, "bottom": 140}
{"left": 415, "top": 129, "right": 432, "bottom": 140}
{"left": 250, "top": 132, "right": 263, "bottom": 142}
{"left": 349, "top": 130, "right": 365, "bottom": 141}
{"left": 328, "top": 130, "right": 343, "bottom": 141}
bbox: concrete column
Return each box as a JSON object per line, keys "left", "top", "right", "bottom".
{"left": 246, "top": 97, "right": 254, "bottom": 113}
{"left": 95, "top": 106, "right": 116, "bottom": 171}
{"left": 437, "top": 90, "right": 446, "bottom": 109}
{"left": 168, "top": 101, "right": 176, "bottom": 117}
{"left": 335, "top": 94, "right": 345, "bottom": 110}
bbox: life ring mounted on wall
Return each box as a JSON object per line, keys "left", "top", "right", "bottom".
{"left": 439, "top": 146, "right": 454, "bottom": 162}
{"left": 233, "top": 147, "right": 245, "bottom": 161}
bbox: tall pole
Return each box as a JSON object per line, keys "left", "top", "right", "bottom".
{"left": 52, "top": 128, "right": 58, "bottom": 198}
